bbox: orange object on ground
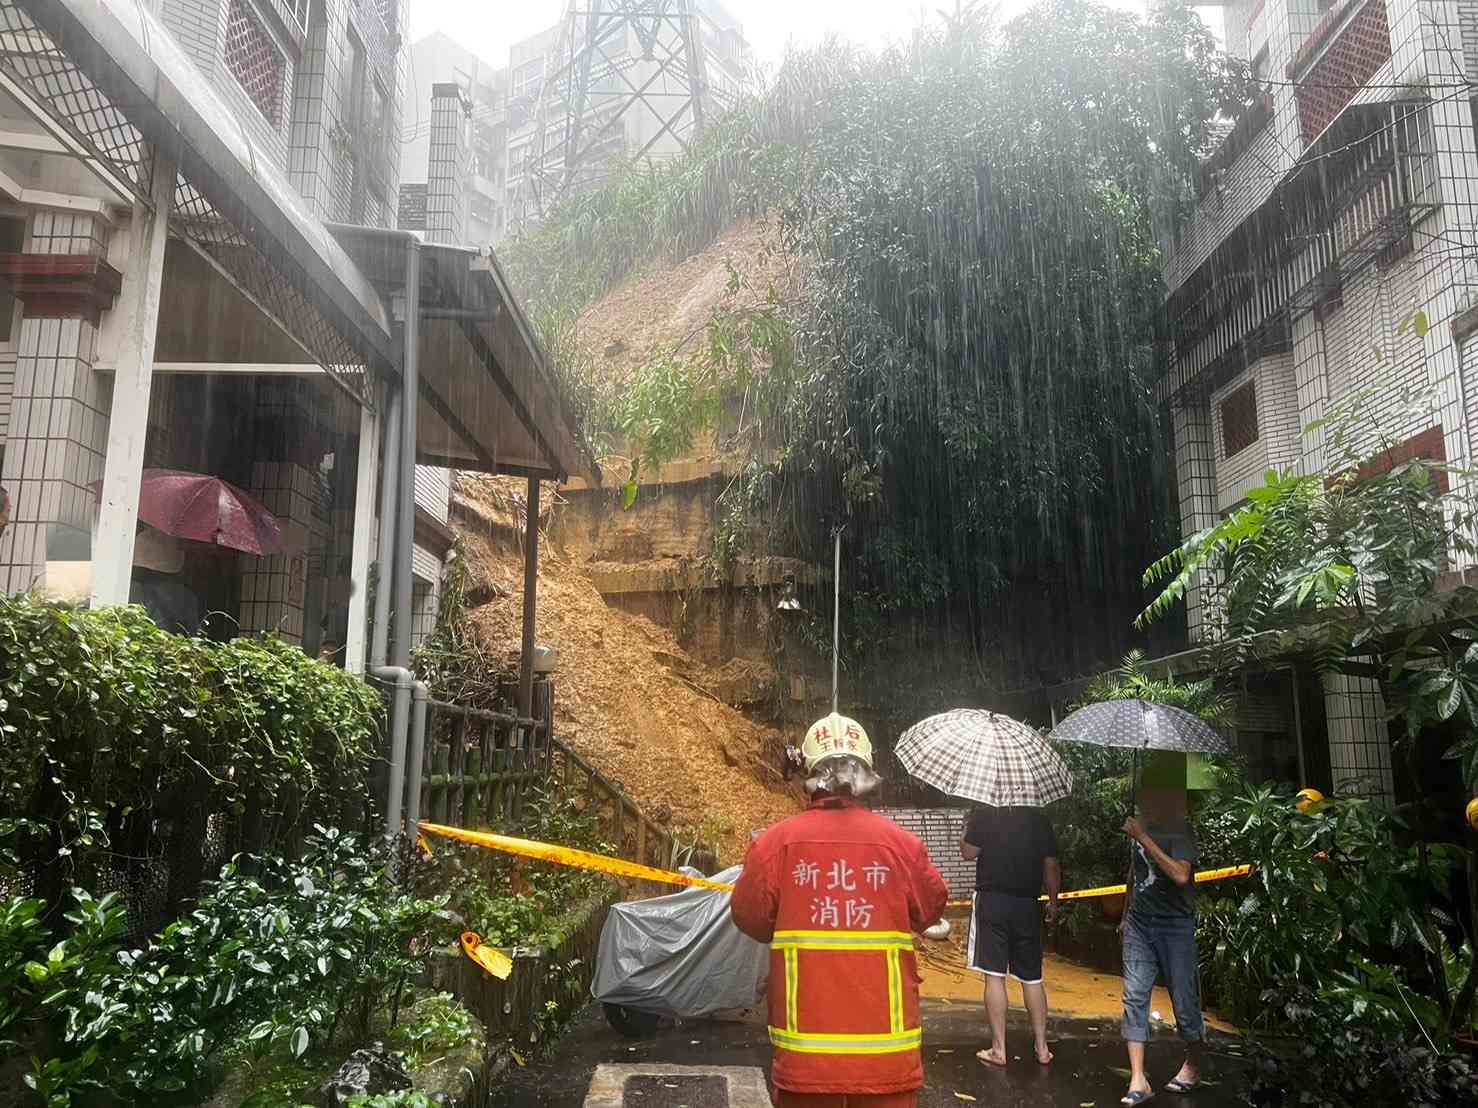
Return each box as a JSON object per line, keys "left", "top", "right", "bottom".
{"left": 731, "top": 796, "right": 949, "bottom": 1098}
{"left": 772, "top": 1092, "right": 917, "bottom": 1107}
{"left": 460, "top": 931, "right": 513, "bottom": 980}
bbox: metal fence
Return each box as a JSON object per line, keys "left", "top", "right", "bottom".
{"left": 410, "top": 682, "right": 720, "bottom": 876}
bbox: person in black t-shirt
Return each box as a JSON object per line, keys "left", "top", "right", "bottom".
{"left": 960, "top": 805, "right": 1061, "bottom": 1068}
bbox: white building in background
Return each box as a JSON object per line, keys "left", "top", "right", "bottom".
{"left": 404, "top": 0, "right": 752, "bottom": 242}
{"left": 402, "top": 31, "right": 509, "bottom": 246}
{"left": 1159, "top": 0, "right": 1478, "bottom": 800}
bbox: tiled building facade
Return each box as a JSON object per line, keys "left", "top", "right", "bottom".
{"left": 1163, "top": 0, "right": 1478, "bottom": 800}
{"left": 0, "top": 0, "right": 456, "bottom": 653}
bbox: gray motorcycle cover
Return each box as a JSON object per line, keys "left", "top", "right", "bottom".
{"left": 591, "top": 864, "right": 768, "bottom": 1018}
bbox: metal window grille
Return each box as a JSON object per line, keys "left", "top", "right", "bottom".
{"left": 0, "top": 1, "right": 375, "bottom": 407}
{"left": 1220, "top": 381, "right": 1259, "bottom": 457}
{"left": 1294, "top": 0, "right": 1392, "bottom": 143}
{"left": 224, "top": 0, "right": 285, "bottom": 127}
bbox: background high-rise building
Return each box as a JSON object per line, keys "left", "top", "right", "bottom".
{"left": 403, "top": 0, "right": 752, "bottom": 244}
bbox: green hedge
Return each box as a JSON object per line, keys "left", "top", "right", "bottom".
{"left": 0, "top": 594, "right": 384, "bottom": 892}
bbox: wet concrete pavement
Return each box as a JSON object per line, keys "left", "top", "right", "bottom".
{"left": 492, "top": 1000, "right": 1250, "bottom": 1108}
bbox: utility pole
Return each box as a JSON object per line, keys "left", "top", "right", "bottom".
{"left": 516, "top": 0, "right": 719, "bottom": 224}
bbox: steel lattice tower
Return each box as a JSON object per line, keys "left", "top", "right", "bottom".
{"left": 515, "top": 0, "right": 719, "bottom": 224}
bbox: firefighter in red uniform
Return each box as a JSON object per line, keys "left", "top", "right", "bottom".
{"left": 731, "top": 713, "right": 950, "bottom": 1108}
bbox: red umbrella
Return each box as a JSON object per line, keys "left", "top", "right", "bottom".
{"left": 132, "top": 468, "right": 283, "bottom": 555}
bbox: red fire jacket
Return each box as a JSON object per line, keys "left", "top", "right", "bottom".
{"left": 730, "top": 797, "right": 949, "bottom": 1095}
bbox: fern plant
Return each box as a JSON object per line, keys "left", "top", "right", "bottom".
{"left": 1074, "top": 648, "right": 1232, "bottom": 727}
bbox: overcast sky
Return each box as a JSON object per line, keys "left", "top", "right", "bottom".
{"left": 409, "top": 1, "right": 1224, "bottom": 73}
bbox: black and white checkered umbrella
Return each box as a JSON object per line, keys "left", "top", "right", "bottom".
{"left": 896, "top": 709, "right": 1074, "bottom": 807}
{"left": 1048, "top": 698, "right": 1236, "bottom": 754}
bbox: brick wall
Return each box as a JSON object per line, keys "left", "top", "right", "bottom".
{"left": 876, "top": 807, "right": 973, "bottom": 900}
{"left": 160, "top": 0, "right": 295, "bottom": 170}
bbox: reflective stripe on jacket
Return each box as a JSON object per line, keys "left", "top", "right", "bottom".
{"left": 730, "top": 797, "right": 949, "bottom": 1095}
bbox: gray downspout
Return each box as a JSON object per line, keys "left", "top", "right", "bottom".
{"left": 405, "top": 682, "right": 430, "bottom": 833}
{"left": 371, "top": 665, "right": 414, "bottom": 870}
{"left": 370, "top": 381, "right": 401, "bottom": 669}
{"left": 392, "top": 238, "right": 421, "bottom": 671}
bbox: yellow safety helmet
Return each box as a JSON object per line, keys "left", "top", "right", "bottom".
{"left": 801, "top": 713, "right": 873, "bottom": 772}
{"left": 1296, "top": 787, "right": 1325, "bottom": 815}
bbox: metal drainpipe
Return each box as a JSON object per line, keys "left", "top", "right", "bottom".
{"left": 370, "top": 382, "right": 401, "bottom": 669}
{"left": 405, "top": 682, "right": 429, "bottom": 834}
{"left": 392, "top": 238, "right": 420, "bottom": 671}
{"left": 370, "top": 665, "right": 414, "bottom": 867}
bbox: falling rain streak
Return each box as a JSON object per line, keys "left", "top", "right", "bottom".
{"left": 504, "top": 0, "right": 1252, "bottom": 686}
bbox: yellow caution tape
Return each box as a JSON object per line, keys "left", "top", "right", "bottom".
{"left": 944, "top": 865, "right": 1253, "bottom": 909}
{"left": 422, "top": 820, "right": 1254, "bottom": 911}
{"left": 461, "top": 931, "right": 514, "bottom": 980}
{"left": 418, "top": 821, "right": 737, "bottom": 892}
{"left": 417, "top": 834, "right": 433, "bottom": 858}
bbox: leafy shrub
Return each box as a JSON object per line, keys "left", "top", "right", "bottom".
{"left": 345, "top": 1092, "right": 439, "bottom": 1108}
{"left": 0, "top": 596, "right": 383, "bottom": 903}
{"left": 418, "top": 784, "right": 614, "bottom": 949}
{"left": 5, "top": 829, "right": 456, "bottom": 1106}
{"left": 387, "top": 991, "right": 483, "bottom": 1069}
{"left": 1248, "top": 984, "right": 1478, "bottom": 1107}
{"left": 1197, "top": 787, "right": 1473, "bottom": 1040}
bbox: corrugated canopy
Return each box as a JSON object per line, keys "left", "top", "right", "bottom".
{"left": 328, "top": 226, "right": 599, "bottom": 485}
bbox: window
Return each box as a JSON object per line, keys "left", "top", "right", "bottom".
{"left": 512, "top": 58, "right": 545, "bottom": 101}
{"left": 1250, "top": 46, "right": 1269, "bottom": 89}
{"left": 340, "top": 31, "right": 366, "bottom": 136}
{"left": 0, "top": 215, "right": 25, "bottom": 344}
{"left": 366, "top": 80, "right": 390, "bottom": 166}
{"left": 223, "top": 0, "right": 286, "bottom": 126}
{"left": 1220, "top": 381, "right": 1259, "bottom": 457}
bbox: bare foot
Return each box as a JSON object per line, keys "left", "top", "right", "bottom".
{"left": 976, "top": 1048, "right": 1007, "bottom": 1068}
{"left": 1035, "top": 1045, "right": 1054, "bottom": 1065}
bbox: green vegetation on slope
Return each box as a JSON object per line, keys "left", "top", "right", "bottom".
{"left": 507, "top": 0, "right": 1250, "bottom": 683}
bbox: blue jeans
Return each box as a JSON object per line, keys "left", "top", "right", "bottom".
{"left": 1121, "top": 912, "right": 1204, "bottom": 1043}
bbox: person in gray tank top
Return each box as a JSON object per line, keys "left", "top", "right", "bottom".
{"left": 1119, "top": 786, "right": 1205, "bottom": 1105}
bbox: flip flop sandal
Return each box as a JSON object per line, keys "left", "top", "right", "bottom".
{"left": 1164, "top": 1079, "right": 1199, "bottom": 1094}
{"left": 1120, "top": 1092, "right": 1156, "bottom": 1106}
{"left": 975, "top": 1050, "right": 1007, "bottom": 1068}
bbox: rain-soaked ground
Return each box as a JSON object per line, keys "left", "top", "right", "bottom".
{"left": 494, "top": 955, "right": 1249, "bottom": 1108}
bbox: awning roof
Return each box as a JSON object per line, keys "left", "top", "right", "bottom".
{"left": 329, "top": 226, "right": 600, "bottom": 485}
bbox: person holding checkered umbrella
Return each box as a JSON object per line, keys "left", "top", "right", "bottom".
{"left": 895, "top": 709, "right": 1074, "bottom": 1070}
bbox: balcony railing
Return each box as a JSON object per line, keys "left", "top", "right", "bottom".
{"left": 1196, "top": 90, "right": 1274, "bottom": 202}
{"left": 1289, "top": 0, "right": 1392, "bottom": 143}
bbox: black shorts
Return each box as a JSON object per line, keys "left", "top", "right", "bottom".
{"left": 968, "top": 891, "right": 1044, "bottom": 984}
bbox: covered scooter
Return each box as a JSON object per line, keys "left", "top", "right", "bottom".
{"left": 592, "top": 864, "right": 766, "bottom": 1037}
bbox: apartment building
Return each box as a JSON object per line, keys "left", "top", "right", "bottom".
{"left": 403, "top": 31, "right": 509, "bottom": 245}
{"left": 0, "top": 0, "right": 592, "bottom": 668}
{"left": 404, "top": 1, "right": 750, "bottom": 240}
{"left": 1160, "top": 0, "right": 1478, "bottom": 799}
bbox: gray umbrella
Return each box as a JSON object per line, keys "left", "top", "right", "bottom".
{"left": 1048, "top": 698, "right": 1236, "bottom": 755}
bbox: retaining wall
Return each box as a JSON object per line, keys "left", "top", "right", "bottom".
{"left": 876, "top": 807, "right": 974, "bottom": 900}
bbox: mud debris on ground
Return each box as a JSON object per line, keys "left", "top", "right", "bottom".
{"left": 452, "top": 474, "right": 801, "bottom": 862}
